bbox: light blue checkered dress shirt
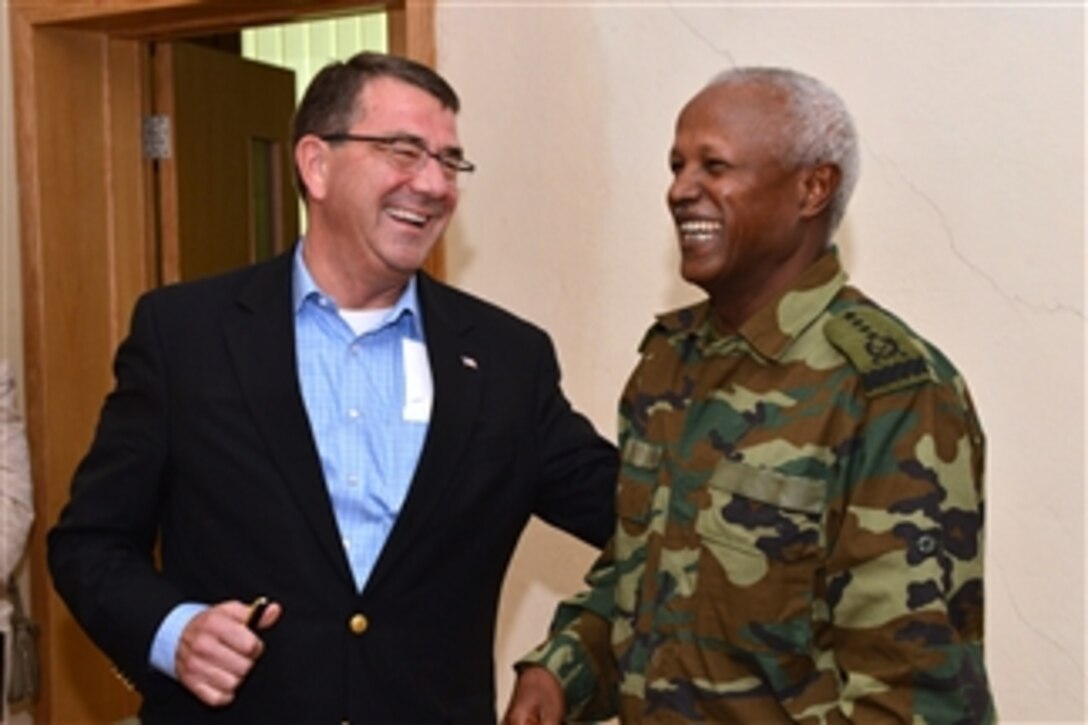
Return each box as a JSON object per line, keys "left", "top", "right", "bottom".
{"left": 292, "top": 247, "right": 431, "bottom": 592}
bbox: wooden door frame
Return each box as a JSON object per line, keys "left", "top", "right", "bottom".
{"left": 8, "top": 2, "right": 436, "bottom": 721}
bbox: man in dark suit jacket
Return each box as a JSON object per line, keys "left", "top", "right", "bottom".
{"left": 48, "top": 52, "right": 617, "bottom": 724}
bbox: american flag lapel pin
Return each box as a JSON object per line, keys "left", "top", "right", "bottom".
{"left": 460, "top": 354, "right": 478, "bottom": 370}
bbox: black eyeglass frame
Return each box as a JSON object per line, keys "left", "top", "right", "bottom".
{"left": 319, "top": 132, "right": 476, "bottom": 175}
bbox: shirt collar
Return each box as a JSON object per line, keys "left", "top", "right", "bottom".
{"left": 655, "top": 247, "right": 847, "bottom": 361}
{"left": 291, "top": 241, "right": 424, "bottom": 340}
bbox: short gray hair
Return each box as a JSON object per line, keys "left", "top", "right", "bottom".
{"left": 708, "top": 67, "right": 859, "bottom": 231}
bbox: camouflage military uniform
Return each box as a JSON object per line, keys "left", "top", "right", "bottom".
{"left": 519, "top": 249, "right": 995, "bottom": 723}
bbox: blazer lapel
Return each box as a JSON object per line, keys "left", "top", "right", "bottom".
{"left": 364, "top": 274, "right": 483, "bottom": 594}
{"left": 222, "top": 252, "right": 354, "bottom": 586}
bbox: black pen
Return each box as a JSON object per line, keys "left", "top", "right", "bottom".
{"left": 246, "top": 596, "right": 270, "bottom": 631}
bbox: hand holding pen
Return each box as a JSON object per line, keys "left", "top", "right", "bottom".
{"left": 246, "top": 595, "right": 274, "bottom": 631}
{"left": 175, "top": 596, "right": 282, "bottom": 708}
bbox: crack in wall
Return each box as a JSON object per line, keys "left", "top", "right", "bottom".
{"left": 667, "top": 4, "right": 738, "bottom": 66}
{"left": 868, "top": 149, "right": 1086, "bottom": 323}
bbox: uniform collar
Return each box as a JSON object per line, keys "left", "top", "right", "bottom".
{"left": 655, "top": 247, "right": 847, "bottom": 361}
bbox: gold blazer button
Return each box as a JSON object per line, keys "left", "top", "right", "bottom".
{"left": 348, "top": 613, "right": 369, "bottom": 634}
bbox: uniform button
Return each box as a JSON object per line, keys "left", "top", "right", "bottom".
{"left": 915, "top": 534, "right": 938, "bottom": 555}
{"left": 349, "top": 613, "right": 369, "bottom": 634}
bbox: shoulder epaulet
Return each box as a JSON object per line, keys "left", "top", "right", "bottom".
{"left": 824, "top": 305, "right": 934, "bottom": 397}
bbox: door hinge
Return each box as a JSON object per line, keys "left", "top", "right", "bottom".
{"left": 142, "top": 115, "right": 171, "bottom": 160}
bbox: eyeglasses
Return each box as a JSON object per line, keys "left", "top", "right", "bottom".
{"left": 320, "top": 132, "right": 476, "bottom": 181}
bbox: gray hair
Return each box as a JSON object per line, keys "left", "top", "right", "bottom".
{"left": 708, "top": 67, "right": 859, "bottom": 231}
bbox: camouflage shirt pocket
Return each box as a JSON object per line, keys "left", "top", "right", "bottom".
{"left": 694, "top": 461, "right": 827, "bottom": 659}
{"left": 697, "top": 460, "right": 826, "bottom": 564}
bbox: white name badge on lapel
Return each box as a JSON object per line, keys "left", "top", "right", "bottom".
{"left": 402, "top": 338, "right": 433, "bottom": 423}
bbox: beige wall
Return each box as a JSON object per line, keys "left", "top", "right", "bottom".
{"left": 436, "top": 5, "right": 1086, "bottom": 723}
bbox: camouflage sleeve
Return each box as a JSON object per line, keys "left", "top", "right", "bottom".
{"left": 516, "top": 540, "right": 620, "bottom": 721}
{"left": 824, "top": 375, "right": 994, "bottom": 722}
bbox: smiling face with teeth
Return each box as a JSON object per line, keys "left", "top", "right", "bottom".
{"left": 667, "top": 81, "right": 835, "bottom": 330}
{"left": 300, "top": 76, "right": 461, "bottom": 308}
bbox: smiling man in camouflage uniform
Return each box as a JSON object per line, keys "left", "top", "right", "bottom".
{"left": 504, "top": 67, "right": 995, "bottom": 724}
